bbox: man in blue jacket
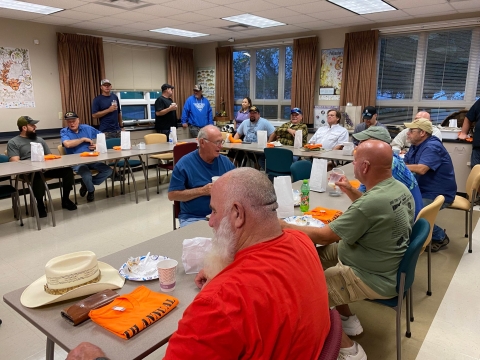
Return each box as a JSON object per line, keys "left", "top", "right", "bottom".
{"left": 404, "top": 118, "right": 457, "bottom": 252}
{"left": 181, "top": 85, "right": 213, "bottom": 138}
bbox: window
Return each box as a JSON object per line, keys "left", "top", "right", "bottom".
{"left": 233, "top": 45, "right": 292, "bottom": 120}
{"left": 377, "top": 29, "right": 480, "bottom": 125}
{"left": 122, "top": 105, "right": 147, "bottom": 120}
{"left": 114, "top": 90, "right": 161, "bottom": 123}
{"left": 119, "top": 91, "right": 144, "bottom": 100}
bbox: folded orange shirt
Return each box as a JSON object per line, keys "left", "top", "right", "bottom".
{"left": 113, "top": 146, "right": 122, "bottom": 150}
{"left": 89, "top": 285, "right": 179, "bottom": 340}
{"left": 349, "top": 179, "right": 361, "bottom": 188}
{"left": 80, "top": 152, "right": 99, "bottom": 157}
{"left": 44, "top": 154, "right": 61, "bottom": 160}
{"left": 304, "top": 206, "right": 343, "bottom": 224}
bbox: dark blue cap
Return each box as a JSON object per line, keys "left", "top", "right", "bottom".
{"left": 291, "top": 107, "right": 302, "bottom": 115}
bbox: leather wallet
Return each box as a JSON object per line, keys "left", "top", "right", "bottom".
{"left": 61, "top": 289, "right": 119, "bottom": 326}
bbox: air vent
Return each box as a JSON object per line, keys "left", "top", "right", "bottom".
{"left": 220, "top": 24, "right": 251, "bottom": 32}
{"left": 95, "top": 0, "right": 152, "bottom": 11}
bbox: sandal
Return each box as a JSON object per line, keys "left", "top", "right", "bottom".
{"left": 431, "top": 232, "right": 449, "bottom": 253}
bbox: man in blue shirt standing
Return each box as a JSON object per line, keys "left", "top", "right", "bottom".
{"left": 92, "top": 79, "right": 123, "bottom": 138}
{"left": 61, "top": 112, "right": 112, "bottom": 202}
{"left": 404, "top": 118, "right": 457, "bottom": 252}
{"left": 168, "top": 125, "right": 235, "bottom": 227}
{"left": 181, "top": 85, "right": 213, "bottom": 138}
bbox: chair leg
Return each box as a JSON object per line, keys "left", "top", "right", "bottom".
{"left": 397, "top": 298, "right": 403, "bottom": 360}
{"left": 40, "top": 173, "right": 56, "bottom": 227}
{"left": 427, "top": 242, "right": 432, "bottom": 296}
{"left": 21, "top": 180, "right": 28, "bottom": 216}
{"left": 406, "top": 289, "right": 412, "bottom": 338}
{"left": 409, "top": 288, "right": 414, "bottom": 322}
{"left": 465, "top": 211, "right": 468, "bottom": 238}
{"left": 138, "top": 155, "right": 149, "bottom": 201}
{"left": 469, "top": 209, "right": 473, "bottom": 253}
{"left": 73, "top": 180, "right": 77, "bottom": 205}
{"left": 156, "top": 163, "right": 160, "bottom": 194}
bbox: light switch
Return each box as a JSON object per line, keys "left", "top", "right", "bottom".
{"left": 58, "top": 112, "right": 63, "bottom": 120}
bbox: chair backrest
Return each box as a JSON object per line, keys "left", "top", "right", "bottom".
{"left": 290, "top": 160, "right": 312, "bottom": 182}
{"left": 397, "top": 218, "right": 430, "bottom": 294}
{"left": 221, "top": 132, "right": 228, "bottom": 140}
{"left": 173, "top": 142, "right": 197, "bottom": 164}
{"left": 318, "top": 309, "right": 342, "bottom": 360}
{"left": 465, "top": 165, "right": 480, "bottom": 200}
{"left": 106, "top": 138, "right": 121, "bottom": 149}
{"left": 144, "top": 133, "right": 167, "bottom": 145}
{"left": 57, "top": 145, "right": 67, "bottom": 156}
{"left": 0, "top": 154, "right": 8, "bottom": 163}
{"left": 415, "top": 195, "right": 444, "bottom": 251}
{"left": 264, "top": 147, "right": 294, "bottom": 174}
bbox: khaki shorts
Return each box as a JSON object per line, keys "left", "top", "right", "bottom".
{"left": 317, "top": 243, "right": 389, "bottom": 307}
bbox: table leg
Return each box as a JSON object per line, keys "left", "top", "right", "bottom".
{"left": 46, "top": 337, "right": 55, "bottom": 360}
{"left": 138, "top": 155, "right": 150, "bottom": 201}
{"left": 124, "top": 158, "right": 138, "bottom": 204}
{"left": 39, "top": 172, "right": 56, "bottom": 227}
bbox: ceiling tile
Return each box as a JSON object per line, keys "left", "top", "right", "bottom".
{"left": 448, "top": 0, "right": 480, "bottom": 10}
{"left": 70, "top": 21, "right": 114, "bottom": 30}
{"left": 73, "top": 3, "right": 129, "bottom": 16}
{"left": 254, "top": 8, "right": 301, "bottom": 19}
{"left": 286, "top": 1, "right": 341, "bottom": 14}
{"left": 132, "top": 5, "right": 185, "bottom": 16}
{"left": 102, "top": 26, "right": 144, "bottom": 34}
{"left": 90, "top": 16, "right": 134, "bottom": 26}
{"left": 111, "top": 11, "right": 158, "bottom": 21}
{"left": 275, "top": 14, "right": 319, "bottom": 24}
{"left": 30, "top": 0, "right": 88, "bottom": 9}
{"left": 31, "top": 15, "right": 82, "bottom": 26}
{"left": 0, "top": 9, "right": 43, "bottom": 20}
{"left": 49, "top": 9, "right": 102, "bottom": 20}
{"left": 362, "top": 10, "right": 412, "bottom": 20}
{"left": 390, "top": 0, "right": 450, "bottom": 8}
{"left": 265, "top": 0, "right": 319, "bottom": 6}
{"left": 194, "top": 18, "right": 237, "bottom": 27}
{"left": 308, "top": 9, "right": 360, "bottom": 20}
{"left": 299, "top": 20, "right": 336, "bottom": 30}
{"left": 194, "top": 6, "right": 243, "bottom": 18}
{"left": 225, "top": 0, "right": 279, "bottom": 12}
{"left": 160, "top": 0, "right": 218, "bottom": 12}
{"left": 118, "top": 21, "right": 160, "bottom": 31}
{"left": 144, "top": 18, "right": 185, "bottom": 28}
{"left": 175, "top": 23, "right": 211, "bottom": 31}
{"left": 169, "top": 12, "right": 214, "bottom": 23}
{"left": 204, "top": 0, "right": 238, "bottom": 4}
{"left": 403, "top": 3, "right": 456, "bottom": 15}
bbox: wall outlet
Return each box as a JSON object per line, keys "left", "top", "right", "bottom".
{"left": 58, "top": 112, "right": 63, "bottom": 120}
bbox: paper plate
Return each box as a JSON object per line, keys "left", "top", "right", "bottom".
{"left": 284, "top": 215, "right": 325, "bottom": 228}
{"left": 118, "top": 254, "right": 171, "bottom": 281}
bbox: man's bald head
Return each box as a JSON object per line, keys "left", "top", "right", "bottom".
{"left": 354, "top": 140, "right": 393, "bottom": 188}
{"left": 415, "top": 111, "right": 431, "bottom": 121}
{"left": 198, "top": 124, "right": 221, "bottom": 139}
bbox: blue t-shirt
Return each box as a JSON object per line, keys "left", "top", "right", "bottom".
{"left": 168, "top": 150, "right": 235, "bottom": 220}
{"left": 404, "top": 136, "right": 457, "bottom": 203}
{"left": 181, "top": 95, "right": 213, "bottom": 128}
{"left": 358, "top": 153, "right": 423, "bottom": 218}
{"left": 60, "top": 125, "right": 102, "bottom": 154}
{"left": 92, "top": 93, "right": 121, "bottom": 132}
{"left": 236, "top": 118, "right": 275, "bottom": 142}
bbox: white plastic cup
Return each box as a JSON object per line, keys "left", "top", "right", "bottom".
{"left": 328, "top": 168, "right": 345, "bottom": 196}
{"left": 212, "top": 176, "right": 220, "bottom": 183}
{"left": 157, "top": 259, "right": 178, "bottom": 292}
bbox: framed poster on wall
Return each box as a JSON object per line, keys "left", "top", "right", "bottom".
{"left": 196, "top": 67, "right": 215, "bottom": 111}
{"left": 319, "top": 48, "right": 343, "bottom": 101}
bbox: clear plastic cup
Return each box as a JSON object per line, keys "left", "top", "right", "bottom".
{"left": 328, "top": 168, "right": 345, "bottom": 196}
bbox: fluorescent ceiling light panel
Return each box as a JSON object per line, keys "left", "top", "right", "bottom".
{"left": 222, "top": 14, "right": 285, "bottom": 28}
{"left": 149, "top": 27, "right": 209, "bottom": 38}
{"left": 0, "top": 0, "right": 63, "bottom": 14}
{"left": 327, "top": 0, "right": 396, "bottom": 15}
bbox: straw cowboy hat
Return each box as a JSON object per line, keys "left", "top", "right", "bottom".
{"left": 21, "top": 251, "right": 125, "bottom": 308}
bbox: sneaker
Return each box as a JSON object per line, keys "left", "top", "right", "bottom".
{"left": 341, "top": 314, "right": 363, "bottom": 336}
{"left": 113, "top": 173, "right": 124, "bottom": 182}
{"left": 79, "top": 180, "right": 87, "bottom": 197}
{"left": 62, "top": 199, "right": 77, "bottom": 211}
{"left": 431, "top": 231, "right": 449, "bottom": 253}
{"left": 37, "top": 204, "right": 47, "bottom": 218}
{"left": 338, "top": 342, "right": 367, "bottom": 360}
{"left": 87, "top": 191, "right": 95, "bottom": 202}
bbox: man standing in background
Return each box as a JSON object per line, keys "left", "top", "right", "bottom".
{"left": 155, "top": 84, "right": 177, "bottom": 137}
{"left": 459, "top": 98, "right": 480, "bottom": 167}
{"left": 92, "top": 79, "right": 123, "bottom": 138}
{"left": 181, "top": 85, "right": 213, "bottom": 138}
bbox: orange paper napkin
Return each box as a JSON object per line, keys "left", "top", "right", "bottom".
{"left": 44, "top": 154, "right": 61, "bottom": 160}
{"left": 80, "top": 152, "right": 99, "bottom": 157}
{"left": 113, "top": 146, "right": 122, "bottom": 150}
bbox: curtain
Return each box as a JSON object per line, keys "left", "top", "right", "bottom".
{"left": 57, "top": 33, "right": 105, "bottom": 127}
{"left": 168, "top": 46, "right": 194, "bottom": 120}
{"left": 340, "top": 30, "right": 379, "bottom": 109}
{"left": 291, "top": 37, "right": 318, "bottom": 125}
{"left": 215, "top": 46, "right": 234, "bottom": 119}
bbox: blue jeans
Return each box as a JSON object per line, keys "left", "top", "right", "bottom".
{"left": 179, "top": 217, "right": 204, "bottom": 228}
{"left": 422, "top": 198, "right": 452, "bottom": 242}
{"left": 471, "top": 147, "right": 480, "bottom": 168}
{"left": 73, "top": 163, "right": 113, "bottom": 193}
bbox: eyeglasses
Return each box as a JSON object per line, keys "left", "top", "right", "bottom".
{"left": 202, "top": 138, "right": 225, "bottom": 146}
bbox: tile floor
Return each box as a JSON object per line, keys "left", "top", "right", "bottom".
{"left": 0, "top": 169, "right": 479, "bottom": 359}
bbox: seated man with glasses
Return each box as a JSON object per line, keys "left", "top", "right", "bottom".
{"left": 168, "top": 125, "right": 235, "bottom": 227}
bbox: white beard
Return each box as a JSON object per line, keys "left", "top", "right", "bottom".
{"left": 203, "top": 217, "right": 236, "bottom": 280}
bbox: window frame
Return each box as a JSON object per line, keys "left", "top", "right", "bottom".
{"left": 114, "top": 91, "right": 160, "bottom": 122}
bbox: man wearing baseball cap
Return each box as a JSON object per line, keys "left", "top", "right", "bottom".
{"left": 352, "top": 106, "right": 386, "bottom": 146}
{"left": 404, "top": 118, "right": 456, "bottom": 252}
{"left": 60, "top": 112, "right": 113, "bottom": 202}
{"left": 155, "top": 84, "right": 177, "bottom": 137}
{"left": 351, "top": 126, "right": 423, "bottom": 219}
{"left": 268, "top": 108, "right": 308, "bottom": 147}
{"left": 92, "top": 79, "right": 123, "bottom": 138}
{"left": 7, "top": 116, "right": 77, "bottom": 217}
{"left": 181, "top": 84, "right": 213, "bottom": 138}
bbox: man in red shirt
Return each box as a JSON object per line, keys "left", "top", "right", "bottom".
{"left": 68, "top": 168, "right": 330, "bottom": 360}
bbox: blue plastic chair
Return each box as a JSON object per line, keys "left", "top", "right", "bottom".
{"left": 369, "top": 218, "right": 430, "bottom": 360}
{"left": 290, "top": 160, "right": 312, "bottom": 182}
{"left": 264, "top": 147, "right": 294, "bottom": 179}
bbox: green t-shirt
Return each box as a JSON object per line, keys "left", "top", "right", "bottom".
{"left": 7, "top": 135, "right": 51, "bottom": 160}
{"left": 329, "top": 177, "right": 414, "bottom": 297}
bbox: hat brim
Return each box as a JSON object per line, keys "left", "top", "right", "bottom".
{"left": 20, "top": 261, "right": 125, "bottom": 308}
{"left": 29, "top": 120, "right": 39, "bottom": 125}
{"left": 352, "top": 132, "right": 370, "bottom": 141}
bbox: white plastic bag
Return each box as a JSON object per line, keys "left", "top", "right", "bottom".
{"left": 182, "top": 237, "right": 212, "bottom": 274}
{"left": 310, "top": 159, "right": 327, "bottom": 192}
{"left": 121, "top": 131, "right": 131, "bottom": 150}
{"left": 257, "top": 130, "right": 267, "bottom": 148}
{"left": 294, "top": 130, "right": 303, "bottom": 149}
{"left": 274, "top": 176, "right": 294, "bottom": 218}
{"left": 342, "top": 142, "right": 354, "bottom": 155}
{"left": 170, "top": 127, "right": 177, "bottom": 144}
{"left": 30, "top": 142, "right": 44, "bottom": 162}
{"left": 96, "top": 133, "right": 107, "bottom": 154}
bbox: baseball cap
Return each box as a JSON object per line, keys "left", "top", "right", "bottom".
{"left": 100, "top": 79, "right": 111, "bottom": 86}
{"left": 17, "top": 116, "right": 39, "bottom": 127}
{"left": 352, "top": 126, "right": 391, "bottom": 144}
{"left": 249, "top": 106, "right": 260, "bottom": 113}
{"left": 291, "top": 107, "right": 302, "bottom": 115}
{"left": 404, "top": 118, "right": 433, "bottom": 134}
{"left": 193, "top": 84, "right": 202, "bottom": 91}
{"left": 64, "top": 111, "right": 78, "bottom": 120}
{"left": 161, "top": 84, "right": 174, "bottom": 92}
{"left": 362, "top": 106, "right": 377, "bottom": 120}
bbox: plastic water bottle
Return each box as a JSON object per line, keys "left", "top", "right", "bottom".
{"left": 300, "top": 180, "right": 310, "bottom": 212}
{"left": 168, "top": 132, "right": 173, "bottom": 144}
